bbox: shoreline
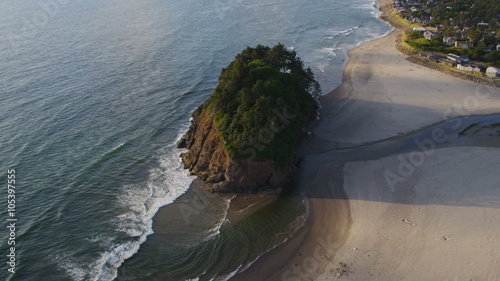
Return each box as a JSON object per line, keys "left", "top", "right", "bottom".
{"left": 233, "top": 0, "right": 500, "bottom": 279}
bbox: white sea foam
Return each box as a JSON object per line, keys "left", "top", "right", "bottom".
{"left": 85, "top": 235, "right": 114, "bottom": 247}
{"left": 310, "top": 0, "right": 393, "bottom": 93}
{"left": 56, "top": 146, "right": 195, "bottom": 281}
{"left": 203, "top": 196, "right": 235, "bottom": 242}
{"left": 53, "top": 255, "right": 87, "bottom": 281}
{"left": 323, "top": 47, "right": 338, "bottom": 58}
{"left": 106, "top": 149, "right": 194, "bottom": 279}
{"left": 328, "top": 26, "right": 359, "bottom": 39}
{"left": 211, "top": 264, "right": 243, "bottom": 281}
{"left": 111, "top": 142, "right": 125, "bottom": 151}
{"left": 56, "top": 237, "right": 148, "bottom": 281}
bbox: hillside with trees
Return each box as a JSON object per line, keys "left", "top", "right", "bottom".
{"left": 178, "top": 44, "right": 320, "bottom": 192}
{"left": 207, "top": 44, "right": 320, "bottom": 166}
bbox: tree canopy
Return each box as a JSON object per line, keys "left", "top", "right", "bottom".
{"left": 207, "top": 44, "right": 320, "bottom": 166}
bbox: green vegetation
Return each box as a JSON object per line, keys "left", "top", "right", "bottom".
{"left": 406, "top": 36, "right": 454, "bottom": 53}
{"left": 405, "top": 29, "right": 500, "bottom": 66}
{"left": 459, "top": 123, "right": 478, "bottom": 135}
{"left": 459, "top": 122, "right": 500, "bottom": 135}
{"left": 404, "top": 31, "right": 451, "bottom": 52}
{"left": 397, "top": 0, "right": 500, "bottom": 66}
{"left": 208, "top": 44, "right": 320, "bottom": 166}
{"left": 389, "top": 10, "right": 419, "bottom": 29}
{"left": 426, "top": 0, "right": 499, "bottom": 28}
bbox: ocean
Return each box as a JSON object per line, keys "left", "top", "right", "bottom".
{"left": 0, "top": 0, "right": 391, "bottom": 280}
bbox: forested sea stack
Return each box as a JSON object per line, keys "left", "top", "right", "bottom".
{"left": 178, "top": 44, "right": 321, "bottom": 193}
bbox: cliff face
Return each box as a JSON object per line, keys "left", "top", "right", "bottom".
{"left": 178, "top": 103, "right": 292, "bottom": 193}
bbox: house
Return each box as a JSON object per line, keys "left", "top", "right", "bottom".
{"left": 440, "top": 60, "right": 455, "bottom": 67}
{"left": 421, "top": 53, "right": 440, "bottom": 60}
{"left": 422, "top": 17, "right": 431, "bottom": 23}
{"left": 472, "top": 65, "right": 484, "bottom": 72}
{"left": 413, "top": 27, "right": 426, "bottom": 32}
{"left": 447, "top": 53, "right": 469, "bottom": 63}
{"left": 478, "top": 22, "right": 490, "bottom": 27}
{"left": 393, "top": 1, "right": 403, "bottom": 8}
{"left": 457, "top": 64, "right": 472, "bottom": 71}
{"left": 455, "top": 41, "right": 469, "bottom": 49}
{"left": 456, "top": 64, "right": 482, "bottom": 72}
{"left": 443, "top": 36, "right": 457, "bottom": 46}
{"left": 486, "top": 67, "right": 500, "bottom": 78}
{"left": 424, "top": 31, "right": 436, "bottom": 40}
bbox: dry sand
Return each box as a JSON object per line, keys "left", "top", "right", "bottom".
{"left": 317, "top": 147, "right": 500, "bottom": 281}
{"left": 233, "top": 0, "right": 500, "bottom": 280}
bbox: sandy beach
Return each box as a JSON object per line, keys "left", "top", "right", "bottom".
{"left": 316, "top": 146, "right": 500, "bottom": 281}
{"left": 233, "top": 0, "right": 500, "bottom": 280}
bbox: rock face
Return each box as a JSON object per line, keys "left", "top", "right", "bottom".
{"left": 178, "top": 102, "right": 293, "bottom": 193}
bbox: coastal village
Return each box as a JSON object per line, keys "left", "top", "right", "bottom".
{"left": 392, "top": 0, "right": 500, "bottom": 79}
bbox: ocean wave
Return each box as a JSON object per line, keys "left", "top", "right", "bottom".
{"left": 53, "top": 255, "right": 88, "bottom": 281}
{"left": 54, "top": 237, "right": 146, "bottom": 281}
{"left": 110, "top": 149, "right": 194, "bottom": 278}
{"left": 211, "top": 264, "right": 242, "bottom": 281}
{"left": 212, "top": 196, "right": 312, "bottom": 281}
{"left": 311, "top": 4, "right": 392, "bottom": 93}
{"left": 57, "top": 147, "right": 195, "bottom": 281}
{"left": 202, "top": 196, "right": 235, "bottom": 242}
{"left": 178, "top": 194, "right": 236, "bottom": 249}
{"left": 326, "top": 26, "right": 360, "bottom": 40}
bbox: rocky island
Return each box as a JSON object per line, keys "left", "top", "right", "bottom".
{"left": 178, "top": 44, "right": 321, "bottom": 193}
